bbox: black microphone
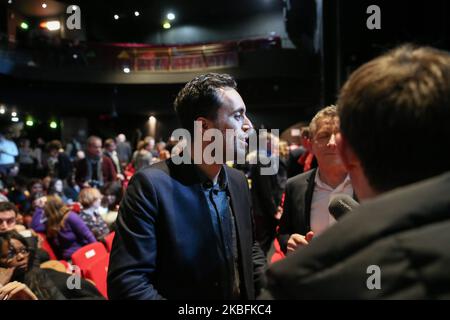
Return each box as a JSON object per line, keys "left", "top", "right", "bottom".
{"left": 328, "top": 194, "right": 359, "bottom": 220}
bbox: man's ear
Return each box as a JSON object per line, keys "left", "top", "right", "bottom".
{"left": 336, "top": 132, "right": 359, "bottom": 171}
{"left": 196, "top": 117, "right": 213, "bottom": 131}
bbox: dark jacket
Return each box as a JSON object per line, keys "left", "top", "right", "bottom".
{"left": 107, "top": 159, "right": 266, "bottom": 300}
{"left": 264, "top": 171, "right": 450, "bottom": 299}
{"left": 251, "top": 157, "right": 287, "bottom": 253}
{"left": 74, "top": 156, "right": 117, "bottom": 187}
{"left": 277, "top": 169, "right": 317, "bottom": 253}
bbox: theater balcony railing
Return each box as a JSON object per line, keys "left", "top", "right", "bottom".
{"left": 0, "top": 36, "right": 309, "bottom": 84}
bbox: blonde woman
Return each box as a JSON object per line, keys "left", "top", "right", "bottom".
{"left": 78, "top": 188, "right": 110, "bottom": 241}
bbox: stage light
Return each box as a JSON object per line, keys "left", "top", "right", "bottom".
{"left": 114, "top": 14, "right": 119, "bottom": 20}
{"left": 40, "top": 20, "right": 61, "bottom": 31}
{"left": 11, "top": 112, "right": 17, "bottom": 117}
{"left": 20, "top": 22, "right": 29, "bottom": 30}
{"left": 26, "top": 120, "right": 34, "bottom": 126}
{"left": 167, "top": 13, "right": 175, "bottom": 20}
{"left": 50, "top": 121, "right": 58, "bottom": 129}
{"left": 72, "top": 5, "right": 78, "bottom": 11}
{"left": 123, "top": 67, "right": 130, "bottom": 73}
{"left": 134, "top": 11, "right": 140, "bottom": 17}
{"left": 11, "top": 117, "right": 19, "bottom": 122}
{"left": 42, "top": 3, "right": 47, "bottom": 9}
{"left": 0, "top": 106, "right": 5, "bottom": 114}
{"left": 163, "top": 22, "right": 171, "bottom": 29}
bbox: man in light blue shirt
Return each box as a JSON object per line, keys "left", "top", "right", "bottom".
{"left": 0, "top": 132, "right": 18, "bottom": 176}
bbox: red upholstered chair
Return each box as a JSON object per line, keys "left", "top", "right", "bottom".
{"left": 84, "top": 253, "right": 110, "bottom": 299}
{"left": 71, "top": 242, "right": 108, "bottom": 276}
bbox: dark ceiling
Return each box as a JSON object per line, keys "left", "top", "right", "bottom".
{"left": 59, "top": 0, "right": 284, "bottom": 42}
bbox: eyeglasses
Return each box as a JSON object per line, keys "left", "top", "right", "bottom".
{"left": 1, "top": 246, "right": 30, "bottom": 261}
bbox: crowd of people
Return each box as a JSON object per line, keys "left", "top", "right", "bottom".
{"left": 0, "top": 131, "right": 177, "bottom": 299}
{"left": 1, "top": 43, "right": 449, "bottom": 300}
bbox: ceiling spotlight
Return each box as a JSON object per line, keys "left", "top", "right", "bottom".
{"left": 11, "top": 112, "right": 17, "bottom": 117}
{"left": 163, "top": 22, "right": 171, "bottom": 29}
{"left": 167, "top": 13, "right": 175, "bottom": 20}
{"left": 114, "top": 14, "right": 119, "bottom": 20}
{"left": 41, "top": 20, "right": 61, "bottom": 31}
{"left": 8, "top": 0, "right": 12, "bottom": 4}
{"left": 73, "top": 54, "right": 78, "bottom": 59}
{"left": 42, "top": 3, "right": 47, "bottom": 9}
{"left": 134, "top": 11, "right": 140, "bottom": 17}
{"left": 123, "top": 67, "right": 130, "bottom": 74}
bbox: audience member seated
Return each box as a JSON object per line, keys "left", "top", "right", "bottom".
{"left": 78, "top": 188, "right": 110, "bottom": 241}
{"left": 0, "top": 231, "right": 103, "bottom": 299}
{"left": 47, "top": 178, "right": 72, "bottom": 204}
{"left": 44, "top": 195, "right": 95, "bottom": 261}
{"left": 1, "top": 201, "right": 50, "bottom": 264}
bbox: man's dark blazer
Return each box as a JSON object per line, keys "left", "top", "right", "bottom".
{"left": 264, "top": 171, "right": 450, "bottom": 299}
{"left": 107, "top": 159, "right": 266, "bottom": 300}
{"left": 277, "top": 169, "right": 317, "bottom": 253}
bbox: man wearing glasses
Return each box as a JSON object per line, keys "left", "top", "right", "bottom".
{"left": 277, "top": 106, "right": 353, "bottom": 255}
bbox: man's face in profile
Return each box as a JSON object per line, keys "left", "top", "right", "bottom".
{"left": 212, "top": 87, "right": 253, "bottom": 160}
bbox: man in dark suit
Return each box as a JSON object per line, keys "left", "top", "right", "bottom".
{"left": 108, "top": 73, "right": 266, "bottom": 300}
{"left": 263, "top": 45, "right": 450, "bottom": 299}
{"left": 74, "top": 136, "right": 117, "bottom": 189}
{"left": 277, "top": 106, "right": 353, "bottom": 255}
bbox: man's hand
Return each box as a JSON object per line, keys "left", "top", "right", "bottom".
{"left": 0, "top": 267, "right": 15, "bottom": 286}
{"left": 0, "top": 281, "right": 38, "bottom": 300}
{"left": 286, "top": 231, "right": 314, "bottom": 255}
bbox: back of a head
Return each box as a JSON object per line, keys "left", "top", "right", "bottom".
{"left": 44, "top": 195, "right": 69, "bottom": 237}
{"left": 174, "top": 73, "right": 237, "bottom": 133}
{"left": 338, "top": 45, "right": 450, "bottom": 192}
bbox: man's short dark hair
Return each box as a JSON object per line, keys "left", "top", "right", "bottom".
{"left": 338, "top": 44, "right": 450, "bottom": 192}
{"left": 0, "top": 202, "right": 18, "bottom": 216}
{"left": 174, "top": 73, "right": 237, "bottom": 133}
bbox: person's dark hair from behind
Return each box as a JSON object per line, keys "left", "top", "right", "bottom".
{"left": 0, "top": 202, "right": 18, "bottom": 216}
{"left": 338, "top": 44, "right": 450, "bottom": 192}
{"left": 174, "top": 73, "right": 237, "bottom": 133}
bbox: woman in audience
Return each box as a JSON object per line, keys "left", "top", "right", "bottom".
{"left": 47, "top": 178, "right": 72, "bottom": 204}
{"left": 44, "top": 195, "right": 95, "bottom": 261}
{"left": 78, "top": 188, "right": 110, "bottom": 241}
{"left": 0, "top": 231, "right": 103, "bottom": 299}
